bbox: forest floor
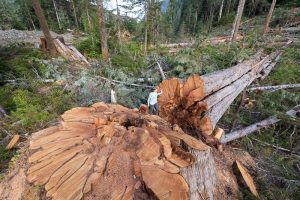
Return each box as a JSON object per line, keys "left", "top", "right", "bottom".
{"left": 0, "top": 7, "right": 300, "bottom": 200}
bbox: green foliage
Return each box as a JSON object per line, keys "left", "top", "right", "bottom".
{"left": 217, "top": 12, "right": 237, "bottom": 26}
{"left": 0, "top": 0, "right": 29, "bottom": 30}
{"left": 166, "top": 42, "right": 254, "bottom": 78}
{"left": 0, "top": 145, "right": 15, "bottom": 164}
{"left": 0, "top": 46, "right": 47, "bottom": 80}
{"left": 8, "top": 150, "right": 20, "bottom": 169}
{"left": 111, "top": 53, "right": 146, "bottom": 72}
{"left": 10, "top": 87, "right": 74, "bottom": 126}
{"left": 0, "top": 145, "right": 16, "bottom": 173}
{"left": 266, "top": 47, "right": 300, "bottom": 85}
{"left": 76, "top": 36, "right": 101, "bottom": 58}
{"left": 0, "top": 85, "right": 15, "bottom": 114}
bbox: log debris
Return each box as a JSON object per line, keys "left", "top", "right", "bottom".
{"left": 5, "top": 135, "right": 20, "bottom": 150}
{"left": 220, "top": 105, "right": 300, "bottom": 144}
{"left": 234, "top": 160, "right": 259, "bottom": 198}
{"left": 249, "top": 83, "right": 300, "bottom": 92}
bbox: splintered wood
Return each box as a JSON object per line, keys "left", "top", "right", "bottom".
{"left": 5, "top": 134, "right": 20, "bottom": 150}
{"left": 27, "top": 102, "right": 208, "bottom": 200}
{"left": 234, "top": 160, "right": 259, "bottom": 198}
{"left": 40, "top": 36, "right": 90, "bottom": 65}
{"left": 158, "top": 50, "right": 281, "bottom": 139}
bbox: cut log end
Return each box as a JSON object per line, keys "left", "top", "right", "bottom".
{"left": 234, "top": 160, "right": 259, "bottom": 198}
{"left": 6, "top": 135, "right": 20, "bottom": 150}
{"left": 27, "top": 102, "right": 208, "bottom": 200}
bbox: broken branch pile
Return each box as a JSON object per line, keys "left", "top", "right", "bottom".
{"left": 158, "top": 50, "right": 281, "bottom": 140}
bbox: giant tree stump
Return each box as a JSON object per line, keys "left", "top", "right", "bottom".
{"left": 27, "top": 102, "right": 212, "bottom": 200}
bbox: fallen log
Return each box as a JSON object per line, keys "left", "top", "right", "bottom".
{"left": 156, "top": 59, "right": 166, "bottom": 80}
{"left": 158, "top": 49, "right": 281, "bottom": 138}
{"left": 209, "top": 35, "right": 243, "bottom": 45}
{"left": 286, "top": 20, "right": 300, "bottom": 27}
{"left": 2, "top": 78, "right": 55, "bottom": 84}
{"left": 157, "top": 35, "right": 243, "bottom": 49}
{"left": 158, "top": 43, "right": 193, "bottom": 48}
{"left": 248, "top": 83, "right": 300, "bottom": 92}
{"left": 220, "top": 105, "right": 300, "bottom": 144}
{"left": 270, "top": 27, "right": 300, "bottom": 33}
{"left": 51, "top": 38, "right": 90, "bottom": 66}
{"left": 99, "top": 76, "right": 154, "bottom": 88}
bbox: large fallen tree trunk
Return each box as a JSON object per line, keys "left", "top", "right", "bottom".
{"left": 158, "top": 49, "right": 281, "bottom": 139}
{"left": 220, "top": 105, "right": 300, "bottom": 144}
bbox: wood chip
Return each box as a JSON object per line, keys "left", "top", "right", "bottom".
{"left": 5, "top": 135, "right": 20, "bottom": 150}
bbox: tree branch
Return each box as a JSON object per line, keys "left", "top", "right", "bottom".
{"left": 220, "top": 105, "right": 300, "bottom": 144}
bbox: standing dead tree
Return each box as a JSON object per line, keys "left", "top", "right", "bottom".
{"left": 228, "top": 0, "right": 246, "bottom": 48}
{"left": 263, "top": 0, "right": 277, "bottom": 35}
{"left": 96, "top": 0, "right": 109, "bottom": 61}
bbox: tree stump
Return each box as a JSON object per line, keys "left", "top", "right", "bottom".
{"left": 27, "top": 102, "right": 211, "bottom": 200}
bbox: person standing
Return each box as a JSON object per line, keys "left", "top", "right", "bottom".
{"left": 147, "top": 87, "right": 163, "bottom": 115}
{"left": 110, "top": 84, "right": 117, "bottom": 104}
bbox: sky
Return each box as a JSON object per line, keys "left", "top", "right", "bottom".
{"left": 105, "top": 0, "right": 144, "bottom": 19}
{"left": 105, "top": 0, "right": 168, "bottom": 19}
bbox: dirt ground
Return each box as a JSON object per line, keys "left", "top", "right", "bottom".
{"left": 0, "top": 29, "right": 75, "bottom": 47}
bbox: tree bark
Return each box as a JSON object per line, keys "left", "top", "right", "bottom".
{"left": 263, "top": 0, "right": 277, "bottom": 35}
{"left": 32, "top": 0, "right": 57, "bottom": 55}
{"left": 52, "top": 0, "right": 61, "bottom": 30}
{"left": 85, "top": 0, "right": 95, "bottom": 47}
{"left": 144, "top": 0, "right": 149, "bottom": 55}
{"left": 116, "top": 0, "right": 121, "bottom": 44}
{"left": 218, "top": 0, "right": 225, "bottom": 22}
{"left": 96, "top": 0, "right": 109, "bottom": 61}
{"left": 70, "top": 0, "right": 79, "bottom": 29}
{"left": 181, "top": 148, "right": 216, "bottom": 200}
{"left": 229, "top": 0, "right": 246, "bottom": 47}
{"left": 226, "top": 0, "right": 232, "bottom": 15}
